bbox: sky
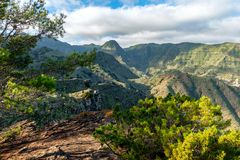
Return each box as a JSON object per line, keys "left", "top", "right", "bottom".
{"left": 42, "top": 0, "right": 240, "bottom": 47}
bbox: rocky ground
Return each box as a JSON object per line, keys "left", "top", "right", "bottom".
{"left": 0, "top": 112, "right": 117, "bottom": 160}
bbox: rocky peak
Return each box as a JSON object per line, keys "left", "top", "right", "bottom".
{"left": 101, "top": 40, "right": 125, "bottom": 56}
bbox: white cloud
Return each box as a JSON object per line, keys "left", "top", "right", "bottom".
{"left": 45, "top": 0, "right": 82, "bottom": 11}
{"left": 58, "top": 0, "right": 240, "bottom": 47}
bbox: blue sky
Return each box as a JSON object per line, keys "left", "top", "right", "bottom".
{"left": 47, "top": 0, "right": 167, "bottom": 12}
{"left": 46, "top": 0, "right": 168, "bottom": 12}
{"left": 41, "top": 0, "right": 240, "bottom": 47}
{"left": 80, "top": 0, "right": 167, "bottom": 8}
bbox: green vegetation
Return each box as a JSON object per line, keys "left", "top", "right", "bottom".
{"left": 81, "top": 90, "right": 93, "bottom": 99}
{"left": 66, "top": 51, "right": 97, "bottom": 67}
{"left": 94, "top": 94, "right": 240, "bottom": 160}
{"left": 0, "top": 48, "right": 10, "bottom": 64}
{"left": 29, "top": 74, "right": 56, "bottom": 91}
{"left": 41, "top": 51, "right": 96, "bottom": 75}
{"left": 1, "top": 49, "right": 98, "bottom": 128}
{"left": 171, "top": 126, "right": 240, "bottom": 160}
{"left": 2, "top": 80, "right": 84, "bottom": 127}
{"left": 0, "top": 0, "right": 65, "bottom": 99}
{"left": 1, "top": 126, "right": 21, "bottom": 142}
{"left": 0, "top": 0, "right": 65, "bottom": 67}
{"left": 148, "top": 72, "right": 240, "bottom": 128}
{"left": 0, "top": 1, "right": 240, "bottom": 159}
{"left": 0, "top": 0, "right": 69, "bottom": 128}
{"left": 3, "top": 80, "right": 42, "bottom": 115}
{"left": 119, "top": 42, "right": 240, "bottom": 85}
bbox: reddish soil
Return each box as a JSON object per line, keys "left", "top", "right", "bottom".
{"left": 0, "top": 112, "right": 117, "bottom": 160}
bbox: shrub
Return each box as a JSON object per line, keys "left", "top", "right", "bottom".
{"left": 2, "top": 126, "right": 21, "bottom": 142}
{"left": 4, "top": 81, "right": 36, "bottom": 114}
{"left": 93, "top": 94, "right": 239, "bottom": 160}
{"left": 29, "top": 74, "right": 56, "bottom": 91}
{"left": 81, "top": 90, "right": 93, "bottom": 99}
{"left": 3, "top": 80, "right": 86, "bottom": 127}
{"left": 0, "top": 48, "right": 10, "bottom": 64}
{"left": 171, "top": 126, "right": 240, "bottom": 160}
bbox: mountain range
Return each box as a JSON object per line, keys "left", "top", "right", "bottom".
{"left": 32, "top": 38, "right": 240, "bottom": 128}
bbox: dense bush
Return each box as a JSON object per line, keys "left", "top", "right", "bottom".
{"left": 171, "top": 126, "right": 240, "bottom": 160}
{"left": 2, "top": 80, "right": 86, "bottom": 127}
{"left": 4, "top": 81, "right": 38, "bottom": 114}
{"left": 29, "top": 74, "right": 56, "bottom": 91}
{"left": 0, "top": 48, "right": 10, "bottom": 64}
{"left": 0, "top": 0, "right": 65, "bottom": 114}
{"left": 94, "top": 94, "right": 240, "bottom": 160}
{"left": 1, "top": 50, "right": 96, "bottom": 127}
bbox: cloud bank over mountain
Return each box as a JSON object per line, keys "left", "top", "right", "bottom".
{"left": 43, "top": 0, "right": 240, "bottom": 47}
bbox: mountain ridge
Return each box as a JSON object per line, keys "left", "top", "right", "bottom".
{"left": 34, "top": 38, "right": 240, "bottom": 87}
{"left": 32, "top": 38, "right": 240, "bottom": 127}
